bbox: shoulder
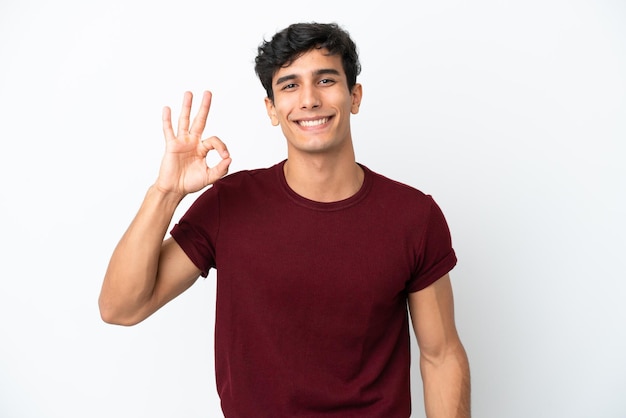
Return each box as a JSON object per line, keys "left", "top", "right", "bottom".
{"left": 363, "top": 165, "right": 433, "bottom": 206}
{"left": 209, "top": 161, "right": 283, "bottom": 194}
{"left": 360, "top": 165, "right": 453, "bottom": 233}
{"left": 191, "top": 161, "right": 285, "bottom": 211}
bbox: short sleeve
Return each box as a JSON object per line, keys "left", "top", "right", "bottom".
{"left": 170, "top": 185, "right": 221, "bottom": 278}
{"left": 406, "top": 197, "right": 457, "bottom": 293}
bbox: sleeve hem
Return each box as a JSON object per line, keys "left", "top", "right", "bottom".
{"left": 407, "top": 250, "right": 457, "bottom": 293}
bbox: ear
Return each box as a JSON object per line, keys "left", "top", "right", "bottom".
{"left": 264, "top": 97, "right": 279, "bottom": 126}
{"left": 350, "top": 83, "right": 363, "bottom": 115}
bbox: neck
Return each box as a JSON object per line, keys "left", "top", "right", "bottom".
{"left": 283, "top": 153, "right": 364, "bottom": 203}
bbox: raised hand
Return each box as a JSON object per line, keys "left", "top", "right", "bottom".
{"left": 156, "top": 91, "right": 231, "bottom": 197}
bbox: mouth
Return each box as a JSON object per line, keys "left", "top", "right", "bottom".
{"left": 297, "top": 117, "right": 330, "bottom": 127}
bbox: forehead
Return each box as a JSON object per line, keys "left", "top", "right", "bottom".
{"left": 272, "top": 48, "right": 345, "bottom": 82}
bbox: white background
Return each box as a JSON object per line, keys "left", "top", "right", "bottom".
{"left": 1, "top": 0, "right": 625, "bottom": 417}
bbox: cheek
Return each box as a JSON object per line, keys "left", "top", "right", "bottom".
{"left": 335, "top": 92, "right": 354, "bottom": 110}
{"left": 274, "top": 103, "right": 293, "bottom": 122}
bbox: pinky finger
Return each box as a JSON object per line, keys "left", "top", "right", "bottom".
{"left": 162, "top": 106, "right": 175, "bottom": 141}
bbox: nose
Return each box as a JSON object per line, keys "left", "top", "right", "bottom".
{"left": 299, "top": 83, "right": 320, "bottom": 109}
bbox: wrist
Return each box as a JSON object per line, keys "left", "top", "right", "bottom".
{"left": 148, "top": 184, "right": 186, "bottom": 207}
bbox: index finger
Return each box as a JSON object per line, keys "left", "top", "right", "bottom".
{"left": 189, "top": 91, "right": 212, "bottom": 138}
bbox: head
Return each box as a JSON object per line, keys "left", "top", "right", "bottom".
{"left": 255, "top": 22, "right": 361, "bottom": 102}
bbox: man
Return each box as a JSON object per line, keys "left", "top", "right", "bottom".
{"left": 99, "top": 22, "right": 470, "bottom": 417}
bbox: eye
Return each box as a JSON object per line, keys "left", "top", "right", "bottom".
{"left": 319, "top": 78, "right": 335, "bottom": 85}
{"left": 281, "top": 83, "right": 297, "bottom": 91}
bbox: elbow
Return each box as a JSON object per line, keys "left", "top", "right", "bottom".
{"left": 98, "top": 296, "right": 143, "bottom": 326}
{"left": 420, "top": 339, "right": 468, "bottom": 368}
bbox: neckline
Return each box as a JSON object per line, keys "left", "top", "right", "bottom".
{"left": 276, "top": 159, "right": 372, "bottom": 211}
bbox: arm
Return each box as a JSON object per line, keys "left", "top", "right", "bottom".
{"left": 98, "top": 91, "right": 231, "bottom": 326}
{"left": 409, "top": 274, "right": 471, "bottom": 418}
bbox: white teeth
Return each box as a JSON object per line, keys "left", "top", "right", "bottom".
{"left": 299, "top": 118, "right": 328, "bottom": 127}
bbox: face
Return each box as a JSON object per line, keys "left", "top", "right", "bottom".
{"left": 265, "top": 48, "right": 362, "bottom": 157}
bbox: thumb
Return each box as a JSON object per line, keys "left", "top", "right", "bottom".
{"left": 208, "top": 156, "right": 232, "bottom": 184}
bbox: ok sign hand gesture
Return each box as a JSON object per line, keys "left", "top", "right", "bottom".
{"left": 156, "top": 91, "right": 231, "bottom": 197}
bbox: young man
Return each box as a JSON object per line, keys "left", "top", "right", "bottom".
{"left": 99, "top": 22, "right": 470, "bottom": 417}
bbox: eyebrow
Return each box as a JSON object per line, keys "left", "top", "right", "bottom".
{"left": 274, "top": 68, "right": 341, "bottom": 86}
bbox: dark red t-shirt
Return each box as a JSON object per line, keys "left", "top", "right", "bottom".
{"left": 171, "top": 161, "right": 457, "bottom": 417}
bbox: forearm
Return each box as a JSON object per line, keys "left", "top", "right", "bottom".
{"left": 99, "top": 185, "right": 184, "bottom": 324}
{"left": 421, "top": 342, "right": 471, "bottom": 418}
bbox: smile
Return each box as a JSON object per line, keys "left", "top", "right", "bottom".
{"left": 298, "top": 117, "right": 329, "bottom": 127}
